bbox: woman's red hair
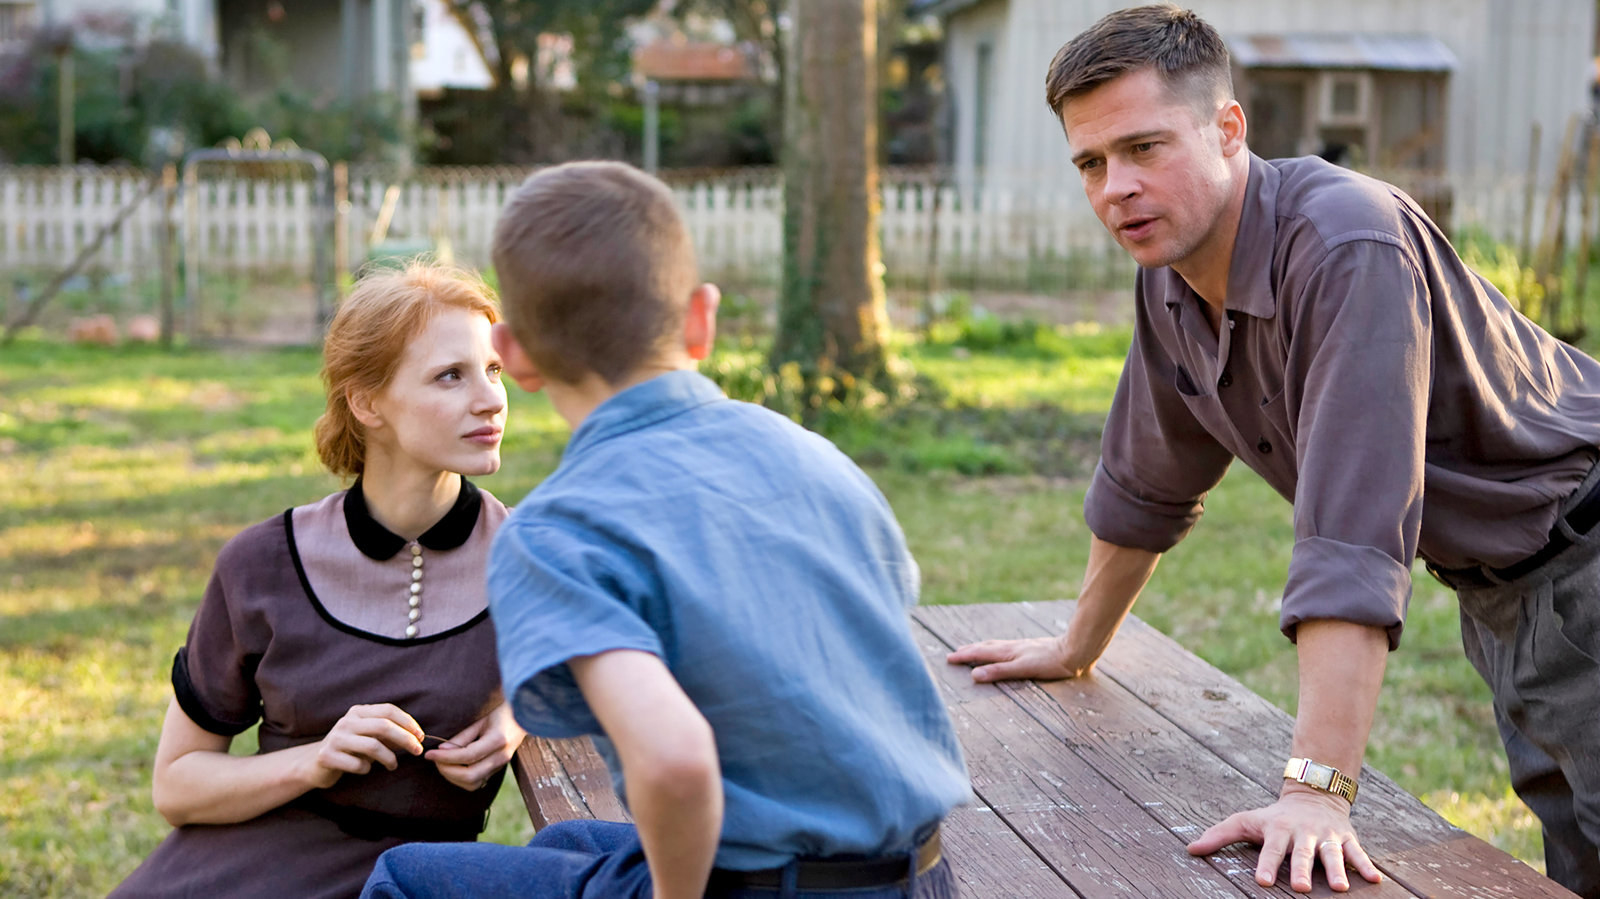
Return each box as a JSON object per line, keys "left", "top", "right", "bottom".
{"left": 314, "top": 262, "right": 499, "bottom": 477}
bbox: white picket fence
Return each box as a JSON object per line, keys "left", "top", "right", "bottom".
{"left": 0, "top": 164, "right": 1132, "bottom": 287}
{"left": 0, "top": 162, "right": 1577, "bottom": 290}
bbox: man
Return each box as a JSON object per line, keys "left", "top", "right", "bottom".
{"left": 947, "top": 5, "right": 1600, "bottom": 896}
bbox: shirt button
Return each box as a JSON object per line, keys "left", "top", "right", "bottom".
{"left": 1257, "top": 439, "right": 1272, "bottom": 454}
{"left": 1218, "top": 372, "right": 1232, "bottom": 388}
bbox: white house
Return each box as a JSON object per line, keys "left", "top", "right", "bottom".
{"left": 411, "top": 0, "right": 492, "bottom": 95}
{"left": 15, "top": 0, "right": 217, "bottom": 55}
{"left": 10, "top": 0, "right": 418, "bottom": 103}
{"left": 920, "top": 0, "right": 1596, "bottom": 238}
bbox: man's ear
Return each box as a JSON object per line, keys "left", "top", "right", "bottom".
{"left": 492, "top": 322, "right": 546, "bottom": 393}
{"left": 684, "top": 283, "right": 721, "bottom": 362}
{"left": 1217, "top": 99, "right": 1247, "bottom": 157}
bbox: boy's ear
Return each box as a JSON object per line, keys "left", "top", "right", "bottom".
{"left": 684, "top": 283, "right": 720, "bottom": 361}
{"left": 492, "top": 322, "right": 547, "bottom": 393}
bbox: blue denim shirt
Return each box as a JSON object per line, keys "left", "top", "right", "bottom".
{"left": 488, "top": 370, "right": 970, "bottom": 870}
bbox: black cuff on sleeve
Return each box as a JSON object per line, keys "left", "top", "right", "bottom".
{"left": 171, "top": 648, "right": 258, "bottom": 737}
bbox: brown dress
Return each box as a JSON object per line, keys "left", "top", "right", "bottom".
{"left": 111, "top": 479, "right": 509, "bottom": 899}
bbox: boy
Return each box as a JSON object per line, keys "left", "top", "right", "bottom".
{"left": 362, "top": 161, "right": 970, "bottom": 899}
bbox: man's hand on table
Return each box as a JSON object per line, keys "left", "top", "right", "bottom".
{"left": 946, "top": 635, "right": 1089, "bottom": 682}
{"left": 1186, "top": 786, "right": 1383, "bottom": 893}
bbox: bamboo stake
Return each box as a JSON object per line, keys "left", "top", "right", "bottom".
{"left": 333, "top": 161, "right": 349, "bottom": 291}
{"left": 1573, "top": 126, "right": 1600, "bottom": 339}
{"left": 2, "top": 171, "right": 162, "bottom": 344}
{"left": 159, "top": 164, "right": 177, "bottom": 348}
{"left": 1521, "top": 122, "right": 1542, "bottom": 267}
{"left": 1535, "top": 115, "right": 1580, "bottom": 329}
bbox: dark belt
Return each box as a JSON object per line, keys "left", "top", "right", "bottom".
{"left": 1428, "top": 471, "right": 1600, "bottom": 589}
{"left": 290, "top": 793, "right": 489, "bottom": 843}
{"left": 706, "top": 827, "right": 942, "bottom": 892}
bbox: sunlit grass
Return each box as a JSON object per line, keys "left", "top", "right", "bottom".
{"left": 0, "top": 332, "right": 1545, "bottom": 893}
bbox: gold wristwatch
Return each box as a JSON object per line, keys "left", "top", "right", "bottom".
{"left": 1283, "top": 757, "right": 1359, "bottom": 804}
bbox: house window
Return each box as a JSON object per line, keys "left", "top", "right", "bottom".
{"left": 974, "top": 41, "right": 992, "bottom": 171}
{"left": 1318, "top": 71, "right": 1371, "bottom": 125}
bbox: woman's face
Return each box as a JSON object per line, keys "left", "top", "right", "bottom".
{"left": 365, "top": 306, "right": 507, "bottom": 478}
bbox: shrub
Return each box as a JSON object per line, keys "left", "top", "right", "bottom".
{"left": 1457, "top": 230, "right": 1545, "bottom": 319}
{"left": 0, "top": 31, "right": 403, "bottom": 165}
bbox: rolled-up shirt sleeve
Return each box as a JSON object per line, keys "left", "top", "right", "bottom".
{"left": 1086, "top": 286, "right": 1234, "bottom": 552}
{"left": 1280, "top": 237, "right": 1428, "bottom": 649}
{"left": 488, "top": 518, "right": 664, "bottom": 738}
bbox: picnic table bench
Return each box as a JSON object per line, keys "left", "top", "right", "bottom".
{"left": 510, "top": 600, "right": 1577, "bottom": 897}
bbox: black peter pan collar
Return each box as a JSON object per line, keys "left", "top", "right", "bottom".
{"left": 343, "top": 477, "right": 483, "bottom": 560}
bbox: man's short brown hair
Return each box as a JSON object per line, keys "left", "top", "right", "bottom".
{"left": 1044, "top": 4, "right": 1233, "bottom": 119}
{"left": 492, "top": 161, "right": 698, "bottom": 386}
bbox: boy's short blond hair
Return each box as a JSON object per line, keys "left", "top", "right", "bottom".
{"left": 492, "top": 161, "right": 698, "bottom": 386}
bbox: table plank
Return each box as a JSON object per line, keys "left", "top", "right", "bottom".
{"left": 915, "top": 604, "right": 1408, "bottom": 898}
{"left": 511, "top": 737, "right": 597, "bottom": 829}
{"left": 505, "top": 716, "right": 1075, "bottom": 889}
{"left": 548, "top": 735, "right": 631, "bottom": 822}
{"left": 913, "top": 619, "right": 1273, "bottom": 897}
{"left": 1006, "top": 600, "right": 1577, "bottom": 899}
{"left": 940, "top": 804, "right": 1070, "bottom": 897}
{"left": 510, "top": 720, "right": 1071, "bottom": 896}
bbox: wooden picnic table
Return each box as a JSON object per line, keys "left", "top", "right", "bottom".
{"left": 511, "top": 600, "right": 1576, "bottom": 898}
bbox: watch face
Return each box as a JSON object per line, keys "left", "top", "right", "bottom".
{"left": 1305, "top": 766, "right": 1335, "bottom": 790}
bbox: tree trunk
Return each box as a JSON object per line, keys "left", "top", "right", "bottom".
{"left": 772, "top": 0, "right": 888, "bottom": 386}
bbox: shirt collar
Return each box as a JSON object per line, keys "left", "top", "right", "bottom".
{"left": 1224, "top": 153, "right": 1280, "bottom": 320}
{"left": 1159, "top": 152, "right": 1280, "bottom": 321}
{"left": 343, "top": 476, "right": 483, "bottom": 560}
{"left": 564, "top": 370, "right": 725, "bottom": 459}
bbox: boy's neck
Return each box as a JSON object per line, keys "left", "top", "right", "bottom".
{"left": 547, "top": 357, "right": 692, "bottom": 431}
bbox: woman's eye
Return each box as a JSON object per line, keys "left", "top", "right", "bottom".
{"left": 487, "top": 364, "right": 503, "bottom": 379}
{"left": 436, "top": 368, "right": 461, "bottom": 382}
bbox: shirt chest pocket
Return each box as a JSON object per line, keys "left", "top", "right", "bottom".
{"left": 1254, "top": 387, "right": 1296, "bottom": 463}
{"left": 1174, "top": 364, "right": 1297, "bottom": 464}
{"left": 1173, "top": 364, "right": 1235, "bottom": 444}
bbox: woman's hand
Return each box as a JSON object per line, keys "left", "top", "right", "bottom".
{"left": 307, "top": 703, "right": 427, "bottom": 789}
{"left": 425, "top": 703, "right": 526, "bottom": 791}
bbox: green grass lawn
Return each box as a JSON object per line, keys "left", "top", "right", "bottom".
{"left": 0, "top": 331, "right": 1539, "bottom": 896}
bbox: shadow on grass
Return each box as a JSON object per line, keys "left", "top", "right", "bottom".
{"left": 4, "top": 472, "right": 332, "bottom": 530}
{"left": 0, "top": 597, "right": 193, "bottom": 650}
{"left": 1, "top": 396, "right": 319, "bottom": 454}
{"left": 0, "top": 729, "right": 165, "bottom": 778}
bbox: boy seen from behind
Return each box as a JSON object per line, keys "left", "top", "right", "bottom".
{"left": 361, "top": 160, "right": 970, "bottom": 899}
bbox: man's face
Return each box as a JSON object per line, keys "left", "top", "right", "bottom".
{"left": 1061, "top": 68, "right": 1239, "bottom": 272}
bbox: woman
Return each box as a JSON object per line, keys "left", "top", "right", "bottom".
{"left": 112, "top": 263, "right": 525, "bottom": 899}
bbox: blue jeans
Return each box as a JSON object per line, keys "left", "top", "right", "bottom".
{"left": 361, "top": 820, "right": 958, "bottom": 899}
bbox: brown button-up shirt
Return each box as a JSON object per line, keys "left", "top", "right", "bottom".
{"left": 1085, "top": 153, "right": 1600, "bottom": 648}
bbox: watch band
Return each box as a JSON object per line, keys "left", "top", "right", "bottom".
{"left": 1283, "top": 757, "right": 1359, "bottom": 804}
